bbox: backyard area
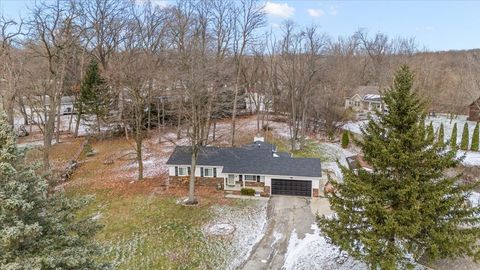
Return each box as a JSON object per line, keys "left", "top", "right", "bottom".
{"left": 19, "top": 113, "right": 479, "bottom": 269}
{"left": 26, "top": 114, "right": 359, "bottom": 269}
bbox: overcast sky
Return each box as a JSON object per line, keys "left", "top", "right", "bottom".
{"left": 1, "top": 0, "right": 479, "bottom": 52}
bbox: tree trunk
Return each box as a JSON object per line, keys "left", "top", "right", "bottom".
{"left": 231, "top": 83, "right": 238, "bottom": 146}
{"left": 188, "top": 150, "right": 198, "bottom": 204}
{"left": 55, "top": 98, "right": 62, "bottom": 143}
{"left": 157, "top": 99, "right": 162, "bottom": 144}
{"left": 18, "top": 98, "right": 29, "bottom": 125}
{"left": 68, "top": 103, "right": 74, "bottom": 132}
{"left": 96, "top": 114, "right": 101, "bottom": 134}
{"left": 74, "top": 106, "right": 82, "bottom": 138}
{"left": 177, "top": 116, "right": 181, "bottom": 140}
{"left": 43, "top": 103, "right": 56, "bottom": 170}
{"left": 212, "top": 120, "right": 216, "bottom": 141}
{"left": 136, "top": 130, "right": 143, "bottom": 180}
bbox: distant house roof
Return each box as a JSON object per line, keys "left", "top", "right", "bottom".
{"left": 353, "top": 85, "right": 380, "bottom": 96}
{"left": 346, "top": 154, "right": 373, "bottom": 172}
{"left": 166, "top": 144, "right": 321, "bottom": 178}
{"left": 363, "top": 94, "right": 382, "bottom": 102}
{"left": 44, "top": 96, "right": 75, "bottom": 106}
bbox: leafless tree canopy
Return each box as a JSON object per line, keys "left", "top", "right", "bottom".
{"left": 1, "top": 0, "right": 480, "bottom": 184}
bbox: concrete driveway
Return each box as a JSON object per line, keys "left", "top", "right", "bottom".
{"left": 242, "top": 196, "right": 322, "bottom": 270}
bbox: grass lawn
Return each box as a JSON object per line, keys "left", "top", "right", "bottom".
{"left": 68, "top": 185, "right": 228, "bottom": 270}
{"left": 60, "top": 136, "right": 245, "bottom": 269}
{"left": 267, "top": 134, "right": 329, "bottom": 161}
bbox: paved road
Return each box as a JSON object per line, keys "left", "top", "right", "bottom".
{"left": 242, "top": 196, "right": 316, "bottom": 270}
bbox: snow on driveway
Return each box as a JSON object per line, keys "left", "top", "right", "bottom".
{"left": 283, "top": 223, "right": 366, "bottom": 270}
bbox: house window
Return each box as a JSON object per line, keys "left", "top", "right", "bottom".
{"left": 244, "top": 175, "right": 257, "bottom": 181}
{"left": 227, "top": 174, "right": 235, "bottom": 186}
{"left": 178, "top": 167, "right": 189, "bottom": 176}
{"left": 204, "top": 168, "right": 214, "bottom": 177}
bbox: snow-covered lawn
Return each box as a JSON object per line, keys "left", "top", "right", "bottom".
{"left": 343, "top": 115, "right": 480, "bottom": 167}
{"left": 283, "top": 223, "right": 366, "bottom": 270}
{"left": 205, "top": 200, "right": 268, "bottom": 270}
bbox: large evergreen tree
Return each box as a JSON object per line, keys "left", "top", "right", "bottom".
{"left": 318, "top": 66, "right": 480, "bottom": 269}
{"left": 77, "top": 59, "right": 109, "bottom": 133}
{"left": 0, "top": 112, "right": 108, "bottom": 269}
{"left": 461, "top": 122, "right": 470, "bottom": 150}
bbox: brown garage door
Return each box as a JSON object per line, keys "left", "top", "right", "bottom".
{"left": 271, "top": 179, "right": 312, "bottom": 197}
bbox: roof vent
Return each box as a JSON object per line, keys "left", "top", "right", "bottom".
{"left": 254, "top": 136, "right": 264, "bottom": 142}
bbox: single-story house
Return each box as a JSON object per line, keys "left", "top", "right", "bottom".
{"left": 166, "top": 138, "right": 326, "bottom": 197}
{"left": 345, "top": 86, "right": 384, "bottom": 113}
{"left": 43, "top": 95, "right": 75, "bottom": 115}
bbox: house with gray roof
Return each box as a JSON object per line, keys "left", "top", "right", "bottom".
{"left": 166, "top": 137, "right": 326, "bottom": 197}
{"left": 345, "top": 86, "right": 384, "bottom": 115}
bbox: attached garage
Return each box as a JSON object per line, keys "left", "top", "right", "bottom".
{"left": 271, "top": 179, "right": 312, "bottom": 197}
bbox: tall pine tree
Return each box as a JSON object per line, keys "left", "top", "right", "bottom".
{"left": 342, "top": 130, "right": 350, "bottom": 149}
{"left": 472, "top": 122, "right": 479, "bottom": 151}
{"left": 461, "top": 122, "right": 470, "bottom": 150}
{"left": 0, "top": 112, "right": 109, "bottom": 269}
{"left": 437, "top": 123, "right": 445, "bottom": 146}
{"left": 77, "top": 59, "right": 109, "bottom": 133}
{"left": 318, "top": 66, "right": 480, "bottom": 269}
{"left": 450, "top": 122, "right": 458, "bottom": 148}
{"left": 426, "top": 122, "right": 434, "bottom": 144}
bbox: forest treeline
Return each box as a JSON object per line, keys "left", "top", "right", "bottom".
{"left": 0, "top": 0, "right": 479, "bottom": 180}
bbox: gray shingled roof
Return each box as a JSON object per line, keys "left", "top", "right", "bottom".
{"left": 166, "top": 145, "right": 322, "bottom": 177}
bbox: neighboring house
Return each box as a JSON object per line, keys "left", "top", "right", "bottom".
{"left": 468, "top": 98, "right": 480, "bottom": 121}
{"left": 44, "top": 96, "right": 75, "bottom": 115}
{"left": 166, "top": 138, "right": 326, "bottom": 197}
{"left": 344, "top": 86, "right": 384, "bottom": 115}
{"left": 346, "top": 154, "right": 373, "bottom": 173}
{"left": 245, "top": 91, "right": 270, "bottom": 113}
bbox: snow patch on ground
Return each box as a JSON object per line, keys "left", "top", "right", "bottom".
{"left": 268, "top": 121, "right": 291, "bottom": 139}
{"left": 460, "top": 151, "right": 480, "bottom": 167}
{"left": 343, "top": 121, "right": 367, "bottom": 135}
{"left": 207, "top": 200, "right": 268, "bottom": 270}
{"left": 205, "top": 223, "right": 236, "bottom": 236}
{"left": 343, "top": 115, "right": 480, "bottom": 167}
{"left": 468, "top": 192, "right": 480, "bottom": 207}
{"left": 283, "top": 223, "right": 366, "bottom": 270}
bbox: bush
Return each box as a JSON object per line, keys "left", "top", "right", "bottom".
{"left": 240, "top": 188, "right": 255, "bottom": 196}
{"left": 341, "top": 131, "right": 349, "bottom": 149}
{"left": 437, "top": 123, "right": 444, "bottom": 146}
{"left": 450, "top": 123, "right": 457, "bottom": 148}
{"left": 84, "top": 144, "right": 95, "bottom": 157}
{"left": 472, "top": 123, "right": 479, "bottom": 151}
{"left": 461, "top": 122, "right": 469, "bottom": 150}
{"left": 426, "top": 122, "right": 434, "bottom": 144}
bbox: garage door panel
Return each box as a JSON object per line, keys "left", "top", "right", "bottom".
{"left": 271, "top": 179, "right": 311, "bottom": 197}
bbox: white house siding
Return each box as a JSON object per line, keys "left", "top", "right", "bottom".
{"left": 167, "top": 165, "right": 325, "bottom": 197}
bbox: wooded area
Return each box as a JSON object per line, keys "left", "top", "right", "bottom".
{"left": 1, "top": 0, "right": 480, "bottom": 182}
